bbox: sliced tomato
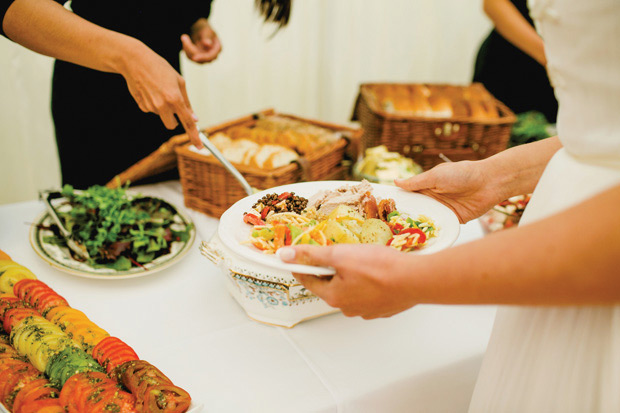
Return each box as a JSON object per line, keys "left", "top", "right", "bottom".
{"left": 17, "top": 398, "right": 64, "bottom": 413}
{"left": 0, "top": 363, "right": 39, "bottom": 400}
{"left": 145, "top": 385, "right": 192, "bottom": 412}
{"left": 12, "top": 378, "right": 56, "bottom": 413}
{"left": 243, "top": 213, "right": 265, "bottom": 226}
{"left": 0, "top": 297, "right": 22, "bottom": 320}
{"left": 277, "top": 192, "right": 292, "bottom": 200}
{"left": 3, "top": 308, "right": 38, "bottom": 333}
{"left": 390, "top": 223, "right": 404, "bottom": 235}
{"left": 35, "top": 293, "right": 68, "bottom": 315}
{"left": 400, "top": 228, "right": 427, "bottom": 244}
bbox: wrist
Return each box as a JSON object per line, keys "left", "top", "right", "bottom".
{"left": 110, "top": 36, "right": 149, "bottom": 77}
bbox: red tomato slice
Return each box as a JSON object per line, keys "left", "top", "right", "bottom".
{"left": 243, "top": 213, "right": 265, "bottom": 226}
{"left": 400, "top": 228, "right": 427, "bottom": 244}
{"left": 18, "top": 398, "right": 64, "bottom": 413}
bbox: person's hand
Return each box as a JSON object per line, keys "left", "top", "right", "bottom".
{"left": 181, "top": 19, "right": 222, "bottom": 64}
{"left": 395, "top": 160, "right": 507, "bottom": 223}
{"left": 279, "top": 244, "right": 418, "bottom": 319}
{"left": 121, "top": 46, "right": 201, "bottom": 148}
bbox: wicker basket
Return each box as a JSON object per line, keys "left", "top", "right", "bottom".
{"left": 352, "top": 83, "right": 516, "bottom": 171}
{"left": 175, "top": 109, "right": 361, "bottom": 217}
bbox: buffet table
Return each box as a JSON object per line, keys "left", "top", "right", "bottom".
{"left": 0, "top": 181, "right": 496, "bottom": 413}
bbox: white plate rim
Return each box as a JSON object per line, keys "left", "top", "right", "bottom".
{"left": 218, "top": 181, "right": 460, "bottom": 275}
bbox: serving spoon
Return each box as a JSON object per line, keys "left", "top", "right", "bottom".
{"left": 199, "top": 131, "right": 254, "bottom": 196}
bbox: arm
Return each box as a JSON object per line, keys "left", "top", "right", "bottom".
{"left": 2, "top": 0, "right": 202, "bottom": 147}
{"left": 282, "top": 182, "right": 620, "bottom": 318}
{"left": 483, "top": 0, "right": 547, "bottom": 66}
{"left": 395, "top": 136, "right": 562, "bottom": 223}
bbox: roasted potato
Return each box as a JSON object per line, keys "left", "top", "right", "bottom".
{"left": 323, "top": 220, "right": 360, "bottom": 244}
{"left": 359, "top": 218, "right": 393, "bottom": 245}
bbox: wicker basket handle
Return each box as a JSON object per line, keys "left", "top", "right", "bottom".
{"left": 292, "top": 157, "right": 311, "bottom": 182}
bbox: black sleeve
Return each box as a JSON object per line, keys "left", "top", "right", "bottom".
{"left": 0, "top": 0, "right": 15, "bottom": 38}
{"left": 1, "top": 0, "right": 67, "bottom": 39}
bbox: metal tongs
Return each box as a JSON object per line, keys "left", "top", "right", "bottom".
{"left": 199, "top": 131, "right": 254, "bottom": 196}
{"left": 39, "top": 190, "right": 90, "bottom": 260}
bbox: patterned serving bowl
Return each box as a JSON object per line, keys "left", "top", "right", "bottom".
{"left": 200, "top": 234, "right": 337, "bottom": 328}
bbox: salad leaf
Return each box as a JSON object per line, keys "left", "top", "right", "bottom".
{"left": 45, "top": 185, "right": 192, "bottom": 270}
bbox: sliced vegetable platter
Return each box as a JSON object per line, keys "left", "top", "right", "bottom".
{"left": 30, "top": 185, "right": 195, "bottom": 279}
{"left": 0, "top": 256, "right": 197, "bottom": 412}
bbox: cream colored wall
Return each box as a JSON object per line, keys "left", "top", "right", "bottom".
{"left": 0, "top": 0, "right": 491, "bottom": 205}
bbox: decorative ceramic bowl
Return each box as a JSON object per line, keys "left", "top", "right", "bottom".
{"left": 200, "top": 235, "right": 338, "bottom": 328}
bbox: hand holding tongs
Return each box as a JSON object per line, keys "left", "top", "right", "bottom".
{"left": 39, "top": 190, "right": 90, "bottom": 260}
{"left": 199, "top": 131, "right": 254, "bottom": 196}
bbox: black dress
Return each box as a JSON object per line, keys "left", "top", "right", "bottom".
{"left": 1, "top": 0, "right": 212, "bottom": 188}
{"left": 473, "top": 0, "right": 558, "bottom": 123}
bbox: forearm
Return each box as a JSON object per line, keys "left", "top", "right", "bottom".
{"left": 483, "top": 0, "right": 547, "bottom": 65}
{"left": 3, "top": 0, "right": 147, "bottom": 75}
{"left": 482, "top": 136, "right": 562, "bottom": 200}
{"left": 403, "top": 183, "right": 620, "bottom": 305}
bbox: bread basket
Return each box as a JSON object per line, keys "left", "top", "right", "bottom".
{"left": 352, "top": 83, "right": 516, "bottom": 171}
{"left": 175, "top": 109, "right": 362, "bottom": 217}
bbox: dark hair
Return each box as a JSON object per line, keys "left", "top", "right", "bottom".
{"left": 255, "top": 0, "right": 292, "bottom": 27}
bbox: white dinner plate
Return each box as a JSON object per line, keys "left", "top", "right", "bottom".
{"left": 29, "top": 197, "right": 196, "bottom": 280}
{"left": 218, "top": 181, "right": 460, "bottom": 275}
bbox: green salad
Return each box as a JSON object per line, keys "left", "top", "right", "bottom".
{"left": 42, "top": 184, "right": 193, "bottom": 271}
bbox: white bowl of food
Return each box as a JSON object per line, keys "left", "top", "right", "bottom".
{"left": 201, "top": 180, "right": 460, "bottom": 328}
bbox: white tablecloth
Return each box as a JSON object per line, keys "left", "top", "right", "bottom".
{"left": 0, "top": 181, "right": 496, "bottom": 413}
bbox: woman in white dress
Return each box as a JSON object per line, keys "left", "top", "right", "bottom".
{"left": 280, "top": 0, "right": 620, "bottom": 410}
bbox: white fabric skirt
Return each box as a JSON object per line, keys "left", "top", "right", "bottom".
{"left": 469, "top": 148, "right": 620, "bottom": 412}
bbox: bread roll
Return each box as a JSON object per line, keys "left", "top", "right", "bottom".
{"left": 467, "top": 100, "right": 489, "bottom": 119}
{"left": 250, "top": 144, "right": 284, "bottom": 168}
{"left": 222, "top": 139, "right": 259, "bottom": 164}
{"left": 481, "top": 100, "right": 499, "bottom": 118}
{"left": 409, "top": 94, "right": 433, "bottom": 116}
{"left": 265, "top": 147, "right": 299, "bottom": 169}
{"left": 209, "top": 133, "right": 232, "bottom": 151}
{"left": 428, "top": 95, "right": 454, "bottom": 118}
{"left": 451, "top": 99, "right": 470, "bottom": 118}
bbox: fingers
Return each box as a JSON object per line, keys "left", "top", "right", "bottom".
{"left": 181, "top": 33, "right": 221, "bottom": 63}
{"left": 278, "top": 245, "right": 336, "bottom": 268}
{"left": 292, "top": 273, "right": 332, "bottom": 299}
{"left": 181, "top": 34, "right": 199, "bottom": 60}
{"left": 394, "top": 171, "right": 436, "bottom": 192}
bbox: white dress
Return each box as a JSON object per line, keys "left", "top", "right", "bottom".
{"left": 469, "top": 0, "right": 620, "bottom": 411}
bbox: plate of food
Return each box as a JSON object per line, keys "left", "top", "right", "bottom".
{"left": 30, "top": 185, "right": 195, "bottom": 279}
{"left": 218, "top": 180, "right": 460, "bottom": 275}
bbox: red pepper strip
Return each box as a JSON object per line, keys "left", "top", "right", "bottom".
{"left": 278, "top": 192, "right": 292, "bottom": 200}
{"left": 386, "top": 238, "right": 394, "bottom": 246}
{"left": 284, "top": 227, "right": 292, "bottom": 246}
{"left": 260, "top": 207, "right": 270, "bottom": 220}
{"left": 391, "top": 223, "right": 404, "bottom": 235}
{"left": 400, "top": 228, "right": 427, "bottom": 244}
{"left": 243, "top": 213, "right": 265, "bottom": 226}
